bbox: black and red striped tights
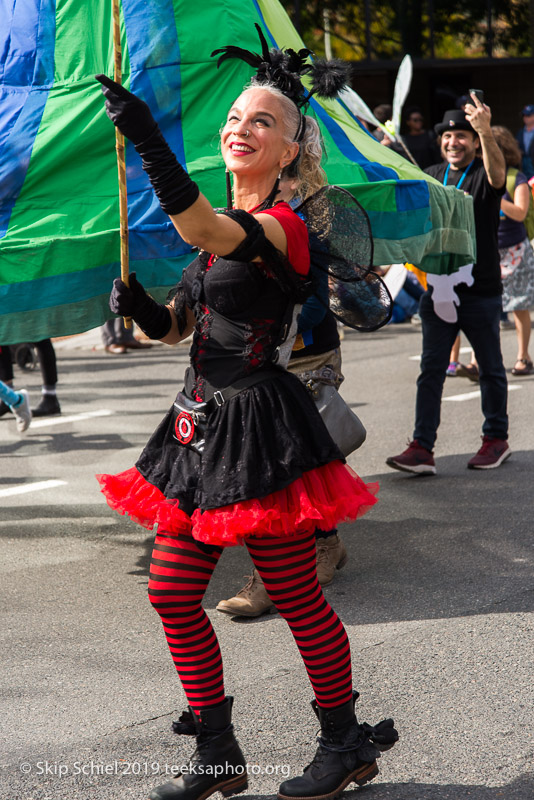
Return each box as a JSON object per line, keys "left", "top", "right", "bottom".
{"left": 148, "top": 530, "right": 353, "bottom": 713}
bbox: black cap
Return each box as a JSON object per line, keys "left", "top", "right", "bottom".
{"left": 435, "top": 110, "right": 476, "bottom": 136}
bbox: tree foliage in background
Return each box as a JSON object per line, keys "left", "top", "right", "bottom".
{"left": 280, "top": 0, "right": 533, "bottom": 59}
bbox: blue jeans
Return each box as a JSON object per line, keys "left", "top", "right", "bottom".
{"left": 414, "top": 291, "right": 508, "bottom": 451}
{"left": 395, "top": 287, "right": 420, "bottom": 318}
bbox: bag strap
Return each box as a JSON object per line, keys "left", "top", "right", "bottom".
{"left": 203, "top": 366, "right": 285, "bottom": 412}
{"left": 506, "top": 167, "right": 518, "bottom": 198}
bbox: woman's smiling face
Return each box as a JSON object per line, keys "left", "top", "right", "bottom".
{"left": 221, "top": 88, "right": 298, "bottom": 179}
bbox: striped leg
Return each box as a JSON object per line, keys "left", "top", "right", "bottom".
{"left": 148, "top": 530, "right": 225, "bottom": 713}
{"left": 245, "top": 533, "right": 353, "bottom": 708}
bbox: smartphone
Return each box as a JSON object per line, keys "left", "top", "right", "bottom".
{"left": 469, "top": 88, "right": 484, "bottom": 103}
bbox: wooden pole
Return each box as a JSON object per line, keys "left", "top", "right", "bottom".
{"left": 396, "top": 134, "right": 419, "bottom": 167}
{"left": 112, "top": 0, "right": 131, "bottom": 328}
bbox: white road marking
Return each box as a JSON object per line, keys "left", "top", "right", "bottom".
{"left": 0, "top": 479, "right": 67, "bottom": 498}
{"left": 409, "top": 346, "right": 472, "bottom": 362}
{"left": 30, "top": 409, "right": 114, "bottom": 429}
{"left": 444, "top": 384, "right": 522, "bottom": 402}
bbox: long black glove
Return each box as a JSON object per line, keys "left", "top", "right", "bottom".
{"left": 109, "top": 273, "right": 172, "bottom": 340}
{"left": 96, "top": 75, "right": 199, "bottom": 215}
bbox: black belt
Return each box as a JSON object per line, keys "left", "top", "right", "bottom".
{"left": 202, "top": 367, "right": 285, "bottom": 413}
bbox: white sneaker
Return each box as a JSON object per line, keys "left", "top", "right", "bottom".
{"left": 13, "top": 389, "right": 32, "bottom": 433}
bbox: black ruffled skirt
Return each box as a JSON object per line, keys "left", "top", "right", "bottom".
{"left": 97, "top": 371, "right": 378, "bottom": 546}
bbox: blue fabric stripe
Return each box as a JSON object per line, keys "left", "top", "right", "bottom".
{"left": 0, "top": 253, "right": 194, "bottom": 315}
{"left": 0, "top": 0, "right": 56, "bottom": 239}
{"left": 310, "top": 99, "right": 399, "bottom": 182}
{"left": 121, "top": 0, "right": 192, "bottom": 261}
{"left": 395, "top": 180, "right": 430, "bottom": 213}
{"left": 251, "top": 0, "right": 277, "bottom": 46}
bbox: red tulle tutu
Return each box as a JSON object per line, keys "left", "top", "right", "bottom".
{"left": 96, "top": 462, "right": 378, "bottom": 547}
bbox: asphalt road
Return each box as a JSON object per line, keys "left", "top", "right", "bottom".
{"left": 1, "top": 322, "right": 533, "bottom": 800}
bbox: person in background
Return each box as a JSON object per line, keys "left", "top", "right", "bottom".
{"left": 378, "top": 106, "right": 439, "bottom": 170}
{"left": 0, "top": 339, "right": 61, "bottom": 418}
{"left": 447, "top": 336, "right": 479, "bottom": 381}
{"left": 400, "top": 106, "right": 440, "bottom": 169}
{"left": 101, "top": 317, "right": 153, "bottom": 354}
{"left": 515, "top": 104, "right": 534, "bottom": 180}
{"left": 32, "top": 339, "right": 61, "bottom": 416}
{"left": 493, "top": 125, "right": 534, "bottom": 375}
{"left": 387, "top": 97, "right": 509, "bottom": 474}
{"left": 372, "top": 103, "right": 392, "bottom": 142}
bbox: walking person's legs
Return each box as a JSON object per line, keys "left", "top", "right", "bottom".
{"left": 447, "top": 334, "right": 462, "bottom": 376}
{"left": 0, "top": 345, "right": 15, "bottom": 416}
{"left": 32, "top": 339, "right": 61, "bottom": 416}
{"left": 511, "top": 309, "right": 533, "bottom": 374}
{"left": 460, "top": 294, "right": 510, "bottom": 468}
{"left": 387, "top": 292, "right": 458, "bottom": 474}
{"left": 216, "top": 526, "right": 347, "bottom": 618}
{"left": 413, "top": 294, "right": 460, "bottom": 450}
{"left": 147, "top": 529, "right": 246, "bottom": 800}
{"left": 102, "top": 319, "right": 127, "bottom": 354}
{"left": 0, "top": 379, "right": 31, "bottom": 432}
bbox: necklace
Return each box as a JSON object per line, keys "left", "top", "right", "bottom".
{"left": 443, "top": 159, "right": 474, "bottom": 190}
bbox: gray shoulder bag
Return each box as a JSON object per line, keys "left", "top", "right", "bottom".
{"left": 306, "top": 379, "right": 366, "bottom": 457}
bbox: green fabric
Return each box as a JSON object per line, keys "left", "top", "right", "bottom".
{"left": 0, "top": 0, "right": 476, "bottom": 346}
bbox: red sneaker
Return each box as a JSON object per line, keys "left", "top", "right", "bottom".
{"left": 386, "top": 440, "right": 436, "bottom": 475}
{"left": 467, "top": 436, "right": 511, "bottom": 469}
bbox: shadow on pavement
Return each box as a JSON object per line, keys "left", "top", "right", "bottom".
{"left": 240, "top": 771, "right": 534, "bottom": 800}
{"left": 3, "top": 452, "right": 532, "bottom": 628}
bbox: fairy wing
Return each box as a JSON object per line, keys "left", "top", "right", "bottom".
{"left": 295, "top": 186, "right": 392, "bottom": 332}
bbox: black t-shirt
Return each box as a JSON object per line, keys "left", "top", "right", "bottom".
{"left": 425, "top": 158, "right": 505, "bottom": 296}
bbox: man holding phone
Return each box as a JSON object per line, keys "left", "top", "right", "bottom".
{"left": 387, "top": 92, "right": 510, "bottom": 473}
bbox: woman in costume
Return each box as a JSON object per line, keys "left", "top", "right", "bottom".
{"left": 492, "top": 125, "right": 534, "bottom": 375}
{"left": 96, "top": 27, "right": 397, "bottom": 800}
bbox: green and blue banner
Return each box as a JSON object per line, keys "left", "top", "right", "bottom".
{"left": 0, "top": 0, "right": 475, "bottom": 344}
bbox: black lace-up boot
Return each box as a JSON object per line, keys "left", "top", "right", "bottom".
{"left": 149, "top": 697, "right": 247, "bottom": 800}
{"left": 278, "top": 693, "right": 398, "bottom": 800}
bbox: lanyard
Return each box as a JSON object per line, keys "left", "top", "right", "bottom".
{"left": 443, "top": 159, "right": 474, "bottom": 189}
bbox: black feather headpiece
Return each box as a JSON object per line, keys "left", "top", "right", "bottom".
{"left": 211, "top": 24, "right": 351, "bottom": 111}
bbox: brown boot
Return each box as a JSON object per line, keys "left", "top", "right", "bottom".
{"left": 315, "top": 534, "right": 348, "bottom": 586}
{"left": 216, "top": 570, "right": 275, "bottom": 617}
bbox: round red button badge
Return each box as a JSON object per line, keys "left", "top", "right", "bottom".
{"left": 175, "top": 411, "right": 195, "bottom": 444}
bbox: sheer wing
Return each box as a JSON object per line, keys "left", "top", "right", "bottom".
{"left": 295, "top": 186, "right": 392, "bottom": 332}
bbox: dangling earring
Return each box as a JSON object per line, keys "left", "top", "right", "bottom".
{"left": 225, "top": 167, "right": 233, "bottom": 210}
{"left": 261, "top": 170, "right": 282, "bottom": 211}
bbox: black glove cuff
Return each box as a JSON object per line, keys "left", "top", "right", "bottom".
{"left": 109, "top": 274, "right": 173, "bottom": 340}
{"left": 133, "top": 294, "right": 173, "bottom": 340}
{"left": 135, "top": 128, "right": 200, "bottom": 215}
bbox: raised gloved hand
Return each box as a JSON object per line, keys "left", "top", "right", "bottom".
{"left": 96, "top": 74, "right": 157, "bottom": 145}
{"left": 95, "top": 75, "right": 199, "bottom": 216}
{"left": 109, "top": 273, "right": 172, "bottom": 340}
